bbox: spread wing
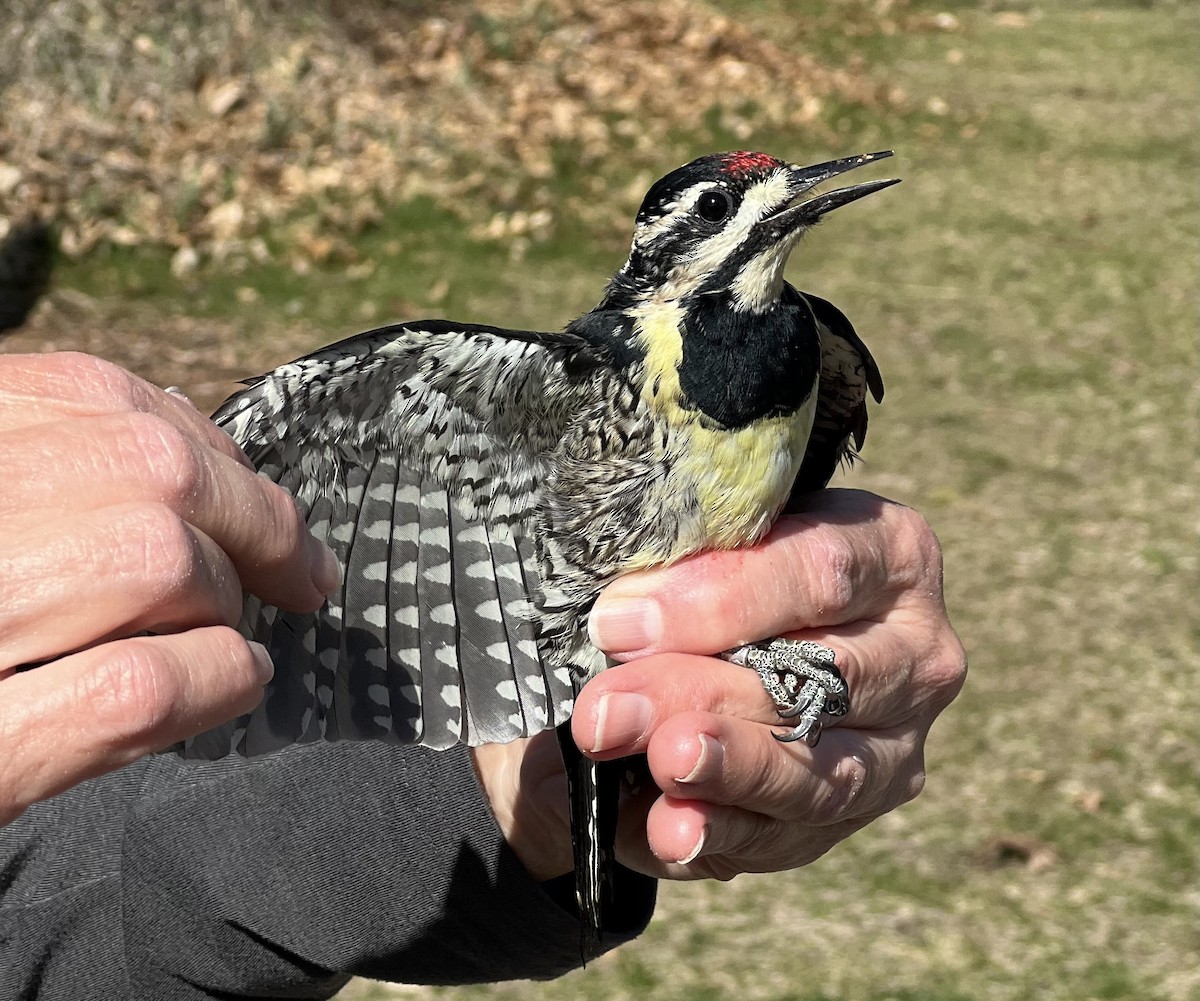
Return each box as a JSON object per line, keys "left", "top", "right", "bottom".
{"left": 182, "top": 320, "right": 608, "bottom": 759}
{"left": 786, "top": 288, "right": 884, "bottom": 499}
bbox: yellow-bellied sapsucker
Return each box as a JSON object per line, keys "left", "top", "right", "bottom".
{"left": 186, "top": 150, "right": 895, "bottom": 956}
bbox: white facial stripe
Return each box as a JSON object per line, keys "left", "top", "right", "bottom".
{"left": 657, "top": 171, "right": 795, "bottom": 299}
{"left": 729, "top": 233, "right": 802, "bottom": 313}
{"left": 634, "top": 181, "right": 718, "bottom": 249}
{"left": 737, "top": 171, "right": 795, "bottom": 222}
{"left": 634, "top": 203, "right": 682, "bottom": 248}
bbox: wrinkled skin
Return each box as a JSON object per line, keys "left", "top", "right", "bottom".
{"left": 473, "top": 489, "right": 967, "bottom": 882}
{"left": 0, "top": 352, "right": 338, "bottom": 825}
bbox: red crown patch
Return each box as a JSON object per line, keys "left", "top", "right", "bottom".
{"left": 718, "top": 151, "right": 784, "bottom": 176}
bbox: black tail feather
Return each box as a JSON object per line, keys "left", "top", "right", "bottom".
{"left": 556, "top": 721, "right": 620, "bottom": 962}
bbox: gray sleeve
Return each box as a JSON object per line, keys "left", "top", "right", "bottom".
{"left": 0, "top": 742, "right": 656, "bottom": 1000}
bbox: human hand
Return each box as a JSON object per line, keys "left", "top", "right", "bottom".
{"left": 473, "top": 489, "right": 965, "bottom": 882}
{"left": 0, "top": 352, "right": 339, "bottom": 824}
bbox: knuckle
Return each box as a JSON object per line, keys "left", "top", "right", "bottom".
{"left": 887, "top": 505, "right": 945, "bottom": 589}
{"left": 121, "top": 414, "right": 204, "bottom": 507}
{"left": 889, "top": 742, "right": 929, "bottom": 810}
{"left": 152, "top": 431, "right": 203, "bottom": 509}
{"left": 902, "top": 767, "right": 927, "bottom": 805}
{"left": 804, "top": 527, "right": 857, "bottom": 614}
{"left": 119, "top": 502, "right": 202, "bottom": 603}
{"left": 927, "top": 632, "right": 968, "bottom": 706}
{"left": 808, "top": 753, "right": 869, "bottom": 825}
{"left": 58, "top": 352, "right": 143, "bottom": 411}
{"left": 84, "top": 643, "right": 179, "bottom": 737}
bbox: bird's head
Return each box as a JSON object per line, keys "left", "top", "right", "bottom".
{"left": 604, "top": 150, "right": 899, "bottom": 314}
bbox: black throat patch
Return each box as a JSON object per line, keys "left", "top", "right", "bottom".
{"left": 678, "top": 294, "right": 821, "bottom": 430}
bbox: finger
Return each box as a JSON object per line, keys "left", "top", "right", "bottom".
{"left": 644, "top": 713, "right": 926, "bottom": 825}
{"left": 587, "top": 489, "right": 944, "bottom": 659}
{"left": 0, "top": 352, "right": 252, "bottom": 469}
{"left": 470, "top": 736, "right": 575, "bottom": 882}
{"left": 573, "top": 617, "right": 926, "bottom": 757}
{"left": 0, "top": 504, "right": 242, "bottom": 672}
{"left": 639, "top": 797, "right": 870, "bottom": 879}
{"left": 0, "top": 411, "right": 337, "bottom": 609}
{"left": 573, "top": 656, "right": 779, "bottom": 759}
{"left": 0, "top": 627, "right": 271, "bottom": 824}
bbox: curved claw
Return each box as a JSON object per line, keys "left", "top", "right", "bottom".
{"left": 773, "top": 722, "right": 824, "bottom": 745}
{"left": 772, "top": 682, "right": 827, "bottom": 745}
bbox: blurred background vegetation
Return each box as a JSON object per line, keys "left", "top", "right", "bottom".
{"left": 2, "top": 1, "right": 1196, "bottom": 999}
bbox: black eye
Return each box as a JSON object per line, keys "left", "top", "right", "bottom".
{"left": 696, "top": 189, "right": 733, "bottom": 223}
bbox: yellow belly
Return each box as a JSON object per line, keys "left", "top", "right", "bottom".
{"left": 632, "top": 301, "right": 817, "bottom": 557}
{"left": 678, "top": 408, "right": 814, "bottom": 549}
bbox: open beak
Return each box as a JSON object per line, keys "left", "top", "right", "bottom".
{"left": 768, "top": 151, "right": 900, "bottom": 230}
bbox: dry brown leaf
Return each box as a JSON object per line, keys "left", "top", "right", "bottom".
{"left": 0, "top": 0, "right": 903, "bottom": 265}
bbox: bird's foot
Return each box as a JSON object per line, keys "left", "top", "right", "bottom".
{"left": 721, "top": 638, "right": 849, "bottom": 744}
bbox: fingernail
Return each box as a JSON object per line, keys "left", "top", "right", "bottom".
{"left": 677, "top": 733, "right": 724, "bottom": 785}
{"left": 590, "top": 692, "right": 653, "bottom": 753}
{"left": 163, "top": 385, "right": 196, "bottom": 408}
{"left": 588, "top": 597, "right": 662, "bottom": 653}
{"left": 679, "top": 827, "right": 707, "bottom": 865}
{"left": 248, "top": 642, "right": 274, "bottom": 684}
{"left": 309, "top": 536, "right": 341, "bottom": 595}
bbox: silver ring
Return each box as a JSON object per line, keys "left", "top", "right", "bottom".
{"left": 725, "top": 639, "right": 849, "bottom": 746}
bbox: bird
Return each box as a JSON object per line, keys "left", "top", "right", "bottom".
{"left": 184, "top": 149, "right": 895, "bottom": 957}
{"left": 0, "top": 218, "right": 56, "bottom": 335}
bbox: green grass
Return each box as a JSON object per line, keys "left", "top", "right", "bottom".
{"left": 11, "top": 2, "right": 1197, "bottom": 999}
